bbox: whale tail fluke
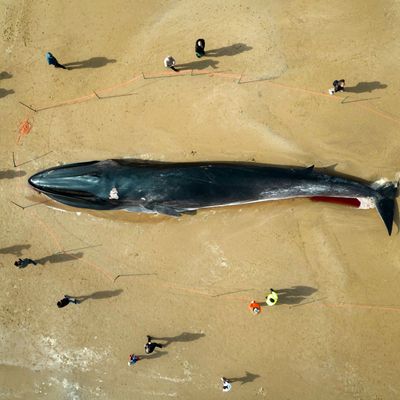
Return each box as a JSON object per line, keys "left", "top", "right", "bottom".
{"left": 375, "top": 182, "right": 397, "bottom": 235}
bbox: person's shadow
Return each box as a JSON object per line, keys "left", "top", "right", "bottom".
{"left": 228, "top": 371, "right": 260, "bottom": 385}
{"left": 0, "top": 244, "right": 31, "bottom": 256}
{"left": 177, "top": 59, "right": 219, "bottom": 71}
{"left": 75, "top": 289, "right": 123, "bottom": 303}
{"left": 0, "top": 71, "right": 12, "bottom": 80}
{"left": 0, "top": 169, "right": 26, "bottom": 179}
{"left": 275, "top": 286, "right": 318, "bottom": 305}
{"left": 345, "top": 81, "right": 387, "bottom": 93}
{"left": 206, "top": 43, "right": 253, "bottom": 57}
{"left": 36, "top": 252, "right": 84, "bottom": 264}
{"left": 0, "top": 88, "right": 14, "bottom": 98}
{"left": 151, "top": 332, "right": 205, "bottom": 347}
{"left": 64, "top": 57, "right": 117, "bottom": 69}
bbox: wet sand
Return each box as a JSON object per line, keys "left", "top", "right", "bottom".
{"left": 1, "top": 0, "right": 400, "bottom": 398}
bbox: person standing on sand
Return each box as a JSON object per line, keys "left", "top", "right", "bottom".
{"left": 14, "top": 258, "right": 37, "bottom": 268}
{"left": 145, "top": 335, "right": 163, "bottom": 354}
{"left": 57, "top": 295, "right": 79, "bottom": 308}
{"left": 128, "top": 354, "right": 140, "bottom": 366}
{"left": 221, "top": 377, "right": 232, "bottom": 392}
{"left": 329, "top": 79, "right": 345, "bottom": 95}
{"left": 164, "top": 56, "right": 178, "bottom": 72}
{"left": 249, "top": 300, "right": 261, "bottom": 315}
{"left": 266, "top": 288, "right": 278, "bottom": 306}
{"left": 195, "top": 38, "right": 206, "bottom": 58}
{"left": 46, "top": 52, "right": 67, "bottom": 70}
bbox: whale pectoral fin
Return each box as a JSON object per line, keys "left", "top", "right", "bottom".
{"left": 305, "top": 165, "right": 315, "bottom": 172}
{"left": 150, "top": 206, "right": 197, "bottom": 217}
{"left": 180, "top": 209, "right": 197, "bottom": 215}
{"left": 148, "top": 204, "right": 182, "bottom": 217}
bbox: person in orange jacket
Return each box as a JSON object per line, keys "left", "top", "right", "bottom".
{"left": 249, "top": 300, "right": 261, "bottom": 315}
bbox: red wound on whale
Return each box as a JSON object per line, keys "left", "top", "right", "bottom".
{"left": 310, "top": 197, "right": 361, "bottom": 208}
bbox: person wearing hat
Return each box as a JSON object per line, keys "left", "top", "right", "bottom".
{"left": 266, "top": 288, "right": 278, "bottom": 306}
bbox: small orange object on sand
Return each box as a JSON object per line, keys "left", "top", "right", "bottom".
{"left": 249, "top": 300, "right": 262, "bottom": 315}
{"left": 17, "top": 118, "right": 32, "bottom": 144}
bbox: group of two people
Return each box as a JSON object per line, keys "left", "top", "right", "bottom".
{"left": 249, "top": 288, "right": 279, "bottom": 315}
{"left": 164, "top": 38, "right": 206, "bottom": 72}
{"left": 128, "top": 335, "right": 163, "bottom": 366}
{"left": 329, "top": 79, "right": 345, "bottom": 95}
{"left": 128, "top": 338, "right": 234, "bottom": 393}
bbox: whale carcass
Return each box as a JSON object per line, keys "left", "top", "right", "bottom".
{"left": 28, "top": 159, "right": 397, "bottom": 235}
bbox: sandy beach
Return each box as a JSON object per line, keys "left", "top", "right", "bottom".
{"left": 1, "top": 0, "right": 400, "bottom": 398}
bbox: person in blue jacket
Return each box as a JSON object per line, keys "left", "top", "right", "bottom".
{"left": 46, "top": 52, "right": 67, "bottom": 69}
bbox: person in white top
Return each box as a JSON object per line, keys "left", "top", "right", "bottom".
{"left": 221, "top": 377, "right": 232, "bottom": 392}
{"left": 164, "top": 56, "right": 178, "bottom": 72}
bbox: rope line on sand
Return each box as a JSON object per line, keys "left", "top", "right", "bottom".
{"left": 18, "top": 68, "right": 400, "bottom": 128}
{"left": 29, "top": 208, "right": 114, "bottom": 282}
{"left": 351, "top": 102, "right": 400, "bottom": 126}
{"left": 162, "top": 285, "right": 400, "bottom": 313}
{"left": 30, "top": 209, "right": 64, "bottom": 253}
{"left": 14, "top": 201, "right": 400, "bottom": 313}
{"left": 261, "top": 79, "right": 400, "bottom": 126}
{"left": 112, "top": 274, "right": 400, "bottom": 314}
{"left": 317, "top": 302, "right": 400, "bottom": 313}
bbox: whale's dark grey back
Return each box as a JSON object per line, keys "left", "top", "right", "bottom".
{"left": 28, "top": 159, "right": 396, "bottom": 235}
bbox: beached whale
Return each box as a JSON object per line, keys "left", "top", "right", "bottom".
{"left": 28, "top": 159, "right": 397, "bottom": 235}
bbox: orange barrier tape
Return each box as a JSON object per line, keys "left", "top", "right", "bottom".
{"left": 16, "top": 118, "right": 32, "bottom": 144}
{"left": 20, "top": 68, "right": 400, "bottom": 136}
{"left": 31, "top": 209, "right": 64, "bottom": 253}
{"left": 319, "top": 302, "right": 400, "bottom": 313}
{"left": 30, "top": 209, "right": 114, "bottom": 281}
{"left": 191, "top": 69, "right": 214, "bottom": 76}
{"left": 143, "top": 70, "right": 193, "bottom": 79}
{"left": 35, "top": 93, "right": 96, "bottom": 112}
{"left": 96, "top": 73, "right": 143, "bottom": 95}
{"left": 210, "top": 72, "right": 242, "bottom": 79}
{"left": 354, "top": 102, "right": 400, "bottom": 126}
{"left": 264, "top": 79, "right": 339, "bottom": 100}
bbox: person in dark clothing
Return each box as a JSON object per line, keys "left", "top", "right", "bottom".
{"left": 333, "top": 79, "right": 345, "bottom": 92}
{"left": 14, "top": 258, "right": 37, "bottom": 268}
{"left": 329, "top": 79, "right": 345, "bottom": 95}
{"left": 57, "top": 295, "right": 79, "bottom": 308}
{"left": 145, "top": 335, "right": 163, "bottom": 354}
{"left": 195, "top": 38, "right": 206, "bottom": 58}
{"left": 128, "top": 354, "right": 140, "bottom": 366}
{"left": 46, "top": 52, "right": 67, "bottom": 69}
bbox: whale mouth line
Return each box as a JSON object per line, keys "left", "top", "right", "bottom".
{"left": 29, "top": 178, "right": 94, "bottom": 199}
